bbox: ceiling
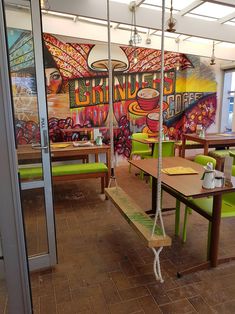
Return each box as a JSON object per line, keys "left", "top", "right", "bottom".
{"left": 5, "top": 0, "right": 235, "bottom": 61}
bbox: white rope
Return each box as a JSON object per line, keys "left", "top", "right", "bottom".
{"left": 151, "top": 0, "right": 166, "bottom": 238}
{"left": 107, "top": 0, "right": 115, "bottom": 172}
{"left": 152, "top": 247, "right": 164, "bottom": 283}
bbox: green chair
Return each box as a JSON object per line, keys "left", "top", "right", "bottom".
{"left": 182, "top": 161, "right": 235, "bottom": 257}
{"left": 153, "top": 141, "right": 175, "bottom": 158}
{"left": 173, "top": 155, "right": 216, "bottom": 239}
{"left": 129, "top": 133, "right": 152, "bottom": 173}
{"left": 194, "top": 154, "right": 217, "bottom": 169}
{"left": 229, "top": 151, "right": 235, "bottom": 165}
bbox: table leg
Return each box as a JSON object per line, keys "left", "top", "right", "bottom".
{"left": 209, "top": 194, "right": 222, "bottom": 267}
{"left": 204, "top": 143, "right": 209, "bottom": 156}
{"left": 106, "top": 149, "right": 111, "bottom": 183}
{"left": 181, "top": 135, "right": 186, "bottom": 158}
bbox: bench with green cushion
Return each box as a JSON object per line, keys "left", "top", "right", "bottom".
{"left": 19, "top": 163, "right": 109, "bottom": 193}
{"left": 208, "top": 149, "right": 235, "bottom": 171}
{"left": 174, "top": 140, "right": 204, "bottom": 156}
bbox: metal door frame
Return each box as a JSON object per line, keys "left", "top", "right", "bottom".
{"left": 0, "top": 0, "right": 32, "bottom": 311}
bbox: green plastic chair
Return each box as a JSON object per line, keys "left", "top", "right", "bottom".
{"left": 152, "top": 141, "right": 175, "bottom": 158}
{"left": 194, "top": 154, "right": 217, "bottom": 169}
{"left": 174, "top": 155, "right": 217, "bottom": 239}
{"left": 229, "top": 151, "right": 235, "bottom": 165}
{"left": 129, "top": 133, "right": 152, "bottom": 173}
{"left": 182, "top": 160, "right": 235, "bottom": 257}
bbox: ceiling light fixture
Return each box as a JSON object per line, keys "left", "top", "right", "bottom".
{"left": 129, "top": 1, "right": 142, "bottom": 46}
{"left": 175, "top": 38, "right": 181, "bottom": 71}
{"left": 129, "top": 1, "right": 141, "bottom": 65}
{"left": 210, "top": 41, "right": 216, "bottom": 65}
{"left": 166, "top": 0, "right": 176, "bottom": 33}
{"left": 40, "top": 0, "right": 50, "bottom": 10}
{"left": 146, "top": 29, "right": 151, "bottom": 45}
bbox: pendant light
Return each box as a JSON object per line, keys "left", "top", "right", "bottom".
{"left": 210, "top": 41, "right": 216, "bottom": 66}
{"left": 166, "top": 0, "right": 176, "bottom": 33}
{"left": 129, "top": 1, "right": 141, "bottom": 64}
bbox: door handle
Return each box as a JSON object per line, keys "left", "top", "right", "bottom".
{"left": 32, "top": 130, "right": 49, "bottom": 151}
{"left": 32, "top": 143, "right": 48, "bottom": 150}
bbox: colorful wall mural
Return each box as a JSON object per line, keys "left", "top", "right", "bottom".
{"left": 8, "top": 29, "right": 217, "bottom": 158}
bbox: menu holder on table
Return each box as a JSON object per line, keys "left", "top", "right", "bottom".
{"left": 224, "top": 156, "right": 233, "bottom": 187}
{"left": 73, "top": 141, "right": 94, "bottom": 147}
{"left": 145, "top": 138, "right": 157, "bottom": 142}
{"left": 50, "top": 143, "right": 70, "bottom": 149}
{"left": 162, "top": 167, "right": 198, "bottom": 175}
{"left": 216, "top": 133, "right": 233, "bottom": 137}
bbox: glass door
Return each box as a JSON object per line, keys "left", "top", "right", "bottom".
{"left": 2, "top": 0, "right": 57, "bottom": 270}
{"left": 221, "top": 70, "right": 235, "bottom": 132}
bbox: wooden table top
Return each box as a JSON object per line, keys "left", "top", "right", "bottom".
{"left": 183, "top": 132, "right": 235, "bottom": 143}
{"left": 130, "top": 157, "right": 235, "bottom": 198}
{"left": 17, "top": 142, "right": 110, "bottom": 160}
{"left": 132, "top": 138, "right": 175, "bottom": 144}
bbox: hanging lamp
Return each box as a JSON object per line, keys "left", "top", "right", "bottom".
{"left": 210, "top": 41, "right": 216, "bottom": 66}
{"left": 166, "top": 0, "right": 176, "bottom": 33}
{"left": 175, "top": 38, "right": 181, "bottom": 71}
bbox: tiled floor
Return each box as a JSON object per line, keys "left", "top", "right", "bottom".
{"left": 26, "top": 164, "right": 235, "bottom": 313}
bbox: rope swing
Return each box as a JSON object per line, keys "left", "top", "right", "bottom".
{"left": 106, "top": 0, "right": 169, "bottom": 283}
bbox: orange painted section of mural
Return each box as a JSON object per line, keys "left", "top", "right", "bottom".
{"left": 8, "top": 30, "right": 217, "bottom": 157}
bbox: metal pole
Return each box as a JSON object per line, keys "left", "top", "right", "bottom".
{"left": 152, "top": 0, "right": 165, "bottom": 236}
{"left": 107, "top": 0, "right": 115, "bottom": 176}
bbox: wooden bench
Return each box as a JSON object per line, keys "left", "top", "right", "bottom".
{"left": 19, "top": 162, "right": 109, "bottom": 193}
{"left": 105, "top": 186, "right": 171, "bottom": 281}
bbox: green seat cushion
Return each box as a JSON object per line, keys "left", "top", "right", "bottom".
{"left": 208, "top": 149, "right": 235, "bottom": 159}
{"left": 130, "top": 150, "right": 152, "bottom": 157}
{"left": 20, "top": 162, "right": 108, "bottom": 179}
{"left": 19, "top": 167, "right": 43, "bottom": 179}
{"left": 175, "top": 140, "right": 201, "bottom": 146}
{"left": 189, "top": 197, "right": 235, "bottom": 218}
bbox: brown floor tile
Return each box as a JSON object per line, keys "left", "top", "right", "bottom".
{"left": 160, "top": 299, "right": 196, "bottom": 314}
{"left": 100, "top": 280, "right": 121, "bottom": 304}
{"left": 39, "top": 294, "right": 57, "bottom": 314}
{"left": 138, "top": 295, "right": 161, "bottom": 313}
{"left": 118, "top": 286, "right": 149, "bottom": 301}
{"left": 214, "top": 300, "right": 235, "bottom": 314}
{"left": 188, "top": 296, "right": 214, "bottom": 313}
{"left": 109, "top": 270, "right": 133, "bottom": 290}
{"left": 166, "top": 284, "right": 199, "bottom": 301}
{"left": 108, "top": 299, "right": 142, "bottom": 314}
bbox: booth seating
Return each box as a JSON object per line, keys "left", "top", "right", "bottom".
{"left": 19, "top": 163, "right": 109, "bottom": 193}
{"left": 174, "top": 140, "right": 204, "bottom": 157}
{"left": 208, "top": 149, "right": 235, "bottom": 171}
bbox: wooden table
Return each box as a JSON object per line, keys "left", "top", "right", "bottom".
{"left": 181, "top": 133, "right": 235, "bottom": 158}
{"left": 17, "top": 142, "right": 111, "bottom": 178}
{"left": 130, "top": 157, "right": 235, "bottom": 276}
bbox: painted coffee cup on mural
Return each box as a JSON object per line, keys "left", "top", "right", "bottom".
{"left": 146, "top": 112, "right": 160, "bottom": 133}
{"left": 137, "top": 88, "right": 160, "bottom": 111}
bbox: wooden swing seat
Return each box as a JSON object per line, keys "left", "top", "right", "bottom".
{"left": 105, "top": 187, "right": 171, "bottom": 248}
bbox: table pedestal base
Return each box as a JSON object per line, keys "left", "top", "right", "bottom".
{"left": 177, "top": 256, "right": 235, "bottom": 278}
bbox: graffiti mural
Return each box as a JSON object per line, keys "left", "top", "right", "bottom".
{"left": 8, "top": 30, "right": 217, "bottom": 158}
